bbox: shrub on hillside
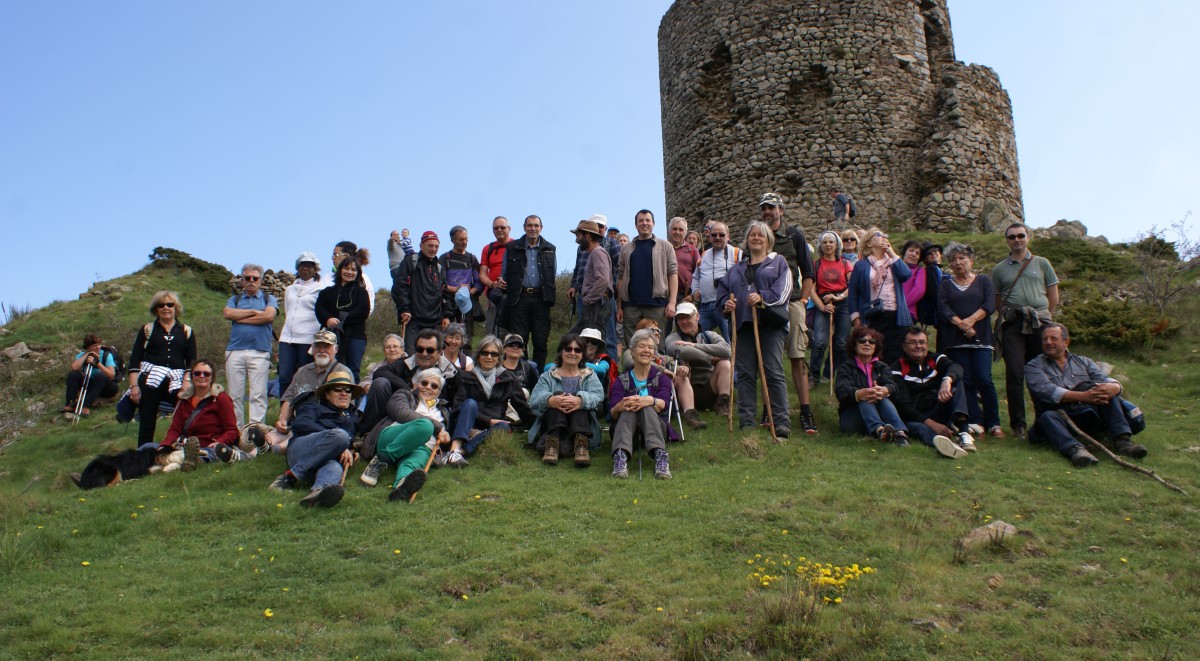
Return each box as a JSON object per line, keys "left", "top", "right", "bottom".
{"left": 148, "top": 247, "right": 234, "bottom": 294}
{"left": 1057, "top": 298, "right": 1175, "bottom": 353}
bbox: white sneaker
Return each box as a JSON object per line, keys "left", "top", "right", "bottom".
{"left": 967, "top": 424, "right": 985, "bottom": 436}
{"left": 933, "top": 435, "right": 967, "bottom": 459}
{"left": 447, "top": 450, "right": 469, "bottom": 468}
{"left": 433, "top": 452, "right": 449, "bottom": 468}
{"left": 958, "top": 432, "right": 977, "bottom": 452}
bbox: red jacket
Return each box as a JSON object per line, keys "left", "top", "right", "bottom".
{"left": 162, "top": 388, "right": 238, "bottom": 448}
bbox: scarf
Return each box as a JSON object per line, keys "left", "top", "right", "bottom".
{"left": 476, "top": 367, "right": 498, "bottom": 400}
{"left": 901, "top": 263, "right": 926, "bottom": 318}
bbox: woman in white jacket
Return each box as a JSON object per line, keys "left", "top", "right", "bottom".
{"left": 277, "top": 252, "right": 331, "bottom": 394}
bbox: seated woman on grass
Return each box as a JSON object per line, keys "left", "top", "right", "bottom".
{"left": 834, "top": 326, "right": 910, "bottom": 445}
{"left": 609, "top": 329, "right": 673, "bottom": 480}
{"left": 160, "top": 359, "right": 242, "bottom": 469}
{"left": 62, "top": 333, "right": 119, "bottom": 418}
{"left": 358, "top": 367, "right": 450, "bottom": 502}
{"left": 529, "top": 333, "right": 605, "bottom": 468}
{"left": 447, "top": 335, "right": 533, "bottom": 465}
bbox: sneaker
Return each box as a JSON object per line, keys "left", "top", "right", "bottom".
{"left": 653, "top": 450, "right": 672, "bottom": 480}
{"left": 1069, "top": 445, "right": 1099, "bottom": 468}
{"left": 1012, "top": 425, "right": 1027, "bottom": 440}
{"left": 933, "top": 435, "right": 968, "bottom": 459}
{"left": 573, "top": 433, "right": 591, "bottom": 467}
{"left": 957, "top": 433, "right": 977, "bottom": 453}
{"left": 245, "top": 425, "right": 269, "bottom": 451}
{"left": 447, "top": 450, "right": 469, "bottom": 468}
{"left": 360, "top": 456, "right": 388, "bottom": 487}
{"left": 268, "top": 471, "right": 297, "bottom": 492}
{"left": 542, "top": 436, "right": 560, "bottom": 465}
{"left": 875, "top": 424, "right": 895, "bottom": 443}
{"left": 388, "top": 469, "right": 427, "bottom": 502}
{"left": 612, "top": 450, "right": 629, "bottom": 479}
{"left": 967, "top": 424, "right": 985, "bottom": 436}
{"left": 1114, "top": 439, "right": 1148, "bottom": 459}
{"left": 300, "top": 484, "right": 345, "bottom": 508}
{"left": 682, "top": 409, "right": 708, "bottom": 430}
{"left": 715, "top": 394, "right": 731, "bottom": 418}
{"left": 988, "top": 426, "right": 1006, "bottom": 439}
{"left": 213, "top": 444, "right": 234, "bottom": 463}
{"left": 774, "top": 427, "right": 791, "bottom": 439}
{"left": 894, "top": 430, "right": 910, "bottom": 447}
{"left": 181, "top": 437, "right": 200, "bottom": 473}
{"left": 800, "top": 410, "right": 818, "bottom": 435}
{"left": 432, "top": 451, "right": 449, "bottom": 468}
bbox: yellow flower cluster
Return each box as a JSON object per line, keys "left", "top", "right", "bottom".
{"left": 745, "top": 553, "right": 875, "bottom": 604}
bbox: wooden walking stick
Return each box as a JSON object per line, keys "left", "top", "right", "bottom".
{"left": 1057, "top": 411, "right": 1188, "bottom": 495}
{"left": 409, "top": 436, "right": 442, "bottom": 503}
{"left": 828, "top": 307, "right": 836, "bottom": 399}
{"left": 751, "top": 306, "right": 779, "bottom": 444}
{"left": 728, "top": 305, "right": 737, "bottom": 432}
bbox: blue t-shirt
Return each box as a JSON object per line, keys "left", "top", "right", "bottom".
{"left": 627, "top": 238, "right": 666, "bottom": 307}
{"left": 75, "top": 350, "right": 117, "bottom": 369}
{"left": 226, "top": 291, "right": 278, "bottom": 352}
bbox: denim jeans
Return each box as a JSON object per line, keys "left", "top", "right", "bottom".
{"left": 339, "top": 337, "right": 368, "bottom": 381}
{"left": 697, "top": 300, "right": 729, "bottom": 340}
{"left": 277, "top": 342, "right": 313, "bottom": 396}
{"left": 357, "top": 379, "right": 395, "bottom": 436}
{"left": 286, "top": 428, "right": 350, "bottom": 489}
{"left": 604, "top": 298, "right": 620, "bottom": 357}
{"left": 838, "top": 398, "right": 907, "bottom": 435}
{"left": 451, "top": 398, "right": 511, "bottom": 455}
{"left": 900, "top": 386, "right": 968, "bottom": 446}
{"left": 946, "top": 348, "right": 1001, "bottom": 429}
{"left": 809, "top": 302, "right": 850, "bottom": 379}
{"left": 1032, "top": 399, "right": 1131, "bottom": 455}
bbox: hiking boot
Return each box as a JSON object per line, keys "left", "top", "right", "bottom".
{"left": 181, "top": 437, "right": 200, "bottom": 473}
{"left": 894, "top": 430, "right": 910, "bottom": 447}
{"left": 268, "top": 471, "right": 297, "bottom": 492}
{"left": 800, "top": 409, "right": 818, "bottom": 435}
{"left": 1069, "top": 446, "right": 1099, "bottom": 468}
{"left": 774, "top": 426, "right": 791, "bottom": 439}
{"left": 447, "top": 450, "right": 469, "bottom": 468}
{"left": 682, "top": 409, "right": 707, "bottom": 430}
{"left": 573, "top": 433, "right": 591, "bottom": 467}
{"left": 875, "top": 424, "right": 895, "bottom": 443}
{"left": 715, "top": 394, "right": 731, "bottom": 418}
{"left": 388, "top": 469, "right": 426, "bottom": 502}
{"left": 933, "top": 435, "right": 967, "bottom": 459}
{"left": 300, "top": 484, "right": 344, "bottom": 508}
{"left": 653, "top": 450, "right": 672, "bottom": 480}
{"left": 542, "top": 436, "right": 560, "bottom": 465}
{"left": 1114, "top": 439, "right": 1148, "bottom": 459}
{"left": 245, "top": 425, "right": 269, "bottom": 451}
{"left": 1012, "top": 425, "right": 1027, "bottom": 440}
{"left": 212, "top": 444, "right": 234, "bottom": 463}
{"left": 957, "top": 433, "right": 977, "bottom": 453}
{"left": 612, "top": 450, "right": 629, "bottom": 479}
{"left": 360, "top": 456, "right": 388, "bottom": 487}
{"left": 989, "top": 426, "right": 1006, "bottom": 439}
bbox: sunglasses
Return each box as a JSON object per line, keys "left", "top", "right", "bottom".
{"left": 478, "top": 350, "right": 500, "bottom": 358}
{"left": 493, "top": 226, "right": 508, "bottom": 231}
{"left": 156, "top": 302, "right": 176, "bottom": 309}
{"left": 414, "top": 346, "right": 438, "bottom": 354}
{"left": 710, "top": 232, "right": 726, "bottom": 238}
{"left": 191, "top": 370, "right": 212, "bottom": 377}
{"left": 242, "top": 275, "right": 260, "bottom": 282}
{"left": 562, "top": 346, "right": 583, "bottom": 354}
{"left": 843, "top": 238, "right": 857, "bottom": 242}
{"left": 418, "top": 380, "right": 441, "bottom": 391}
{"left": 1006, "top": 233, "right": 1027, "bottom": 240}
{"left": 857, "top": 338, "right": 877, "bottom": 345}
{"left": 330, "top": 386, "right": 353, "bottom": 394}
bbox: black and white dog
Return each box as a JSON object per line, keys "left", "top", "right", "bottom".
{"left": 71, "top": 445, "right": 185, "bottom": 490}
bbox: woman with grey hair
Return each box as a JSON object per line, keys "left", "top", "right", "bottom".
{"left": 441, "top": 323, "right": 474, "bottom": 372}
{"left": 608, "top": 328, "right": 674, "bottom": 478}
{"left": 809, "top": 230, "right": 853, "bottom": 383}
{"left": 937, "top": 242, "right": 1000, "bottom": 436}
{"left": 360, "top": 366, "right": 451, "bottom": 498}
{"left": 716, "top": 221, "right": 794, "bottom": 437}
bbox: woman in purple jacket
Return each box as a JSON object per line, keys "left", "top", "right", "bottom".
{"left": 609, "top": 328, "right": 674, "bottom": 480}
{"left": 716, "top": 221, "right": 793, "bottom": 437}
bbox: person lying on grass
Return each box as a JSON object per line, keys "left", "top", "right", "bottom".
{"left": 359, "top": 367, "right": 451, "bottom": 502}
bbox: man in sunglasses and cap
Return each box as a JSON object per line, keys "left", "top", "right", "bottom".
{"left": 268, "top": 367, "right": 362, "bottom": 508}
{"left": 274, "top": 329, "right": 347, "bottom": 435}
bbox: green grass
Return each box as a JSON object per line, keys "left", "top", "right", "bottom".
{"left": 2, "top": 244, "right": 1199, "bottom": 659}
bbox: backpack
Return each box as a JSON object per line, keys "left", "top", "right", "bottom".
{"left": 142, "top": 322, "right": 193, "bottom": 351}
{"left": 101, "top": 345, "right": 126, "bottom": 380}
{"left": 847, "top": 195, "right": 857, "bottom": 218}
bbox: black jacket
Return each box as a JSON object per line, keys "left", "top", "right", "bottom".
{"left": 315, "top": 283, "right": 369, "bottom": 339}
{"left": 501, "top": 235, "right": 557, "bottom": 308}
{"left": 890, "top": 354, "right": 963, "bottom": 421}
{"left": 834, "top": 359, "right": 900, "bottom": 416}
{"left": 451, "top": 368, "right": 534, "bottom": 429}
{"left": 392, "top": 252, "right": 452, "bottom": 325}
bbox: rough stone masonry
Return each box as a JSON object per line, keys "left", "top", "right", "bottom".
{"left": 659, "top": 0, "right": 1022, "bottom": 238}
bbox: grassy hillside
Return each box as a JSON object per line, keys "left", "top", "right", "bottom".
{"left": 0, "top": 242, "right": 1198, "bottom": 659}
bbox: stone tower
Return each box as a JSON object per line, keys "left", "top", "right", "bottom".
{"left": 658, "top": 0, "right": 1022, "bottom": 236}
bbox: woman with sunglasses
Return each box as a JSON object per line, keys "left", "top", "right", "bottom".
{"left": 834, "top": 326, "right": 910, "bottom": 444}
{"left": 359, "top": 368, "right": 451, "bottom": 501}
{"left": 445, "top": 336, "right": 532, "bottom": 464}
{"left": 609, "top": 328, "right": 675, "bottom": 479}
{"left": 529, "top": 334, "right": 605, "bottom": 467}
{"left": 127, "top": 290, "right": 197, "bottom": 447}
{"left": 160, "top": 359, "right": 242, "bottom": 469}
{"left": 315, "top": 257, "right": 370, "bottom": 379}
{"left": 848, "top": 226, "right": 912, "bottom": 363}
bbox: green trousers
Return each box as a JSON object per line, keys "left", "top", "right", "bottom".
{"left": 376, "top": 419, "right": 434, "bottom": 489}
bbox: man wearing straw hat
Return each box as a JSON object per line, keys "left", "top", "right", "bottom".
{"left": 569, "top": 218, "right": 612, "bottom": 335}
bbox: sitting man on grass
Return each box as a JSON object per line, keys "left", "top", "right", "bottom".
{"left": 890, "top": 327, "right": 976, "bottom": 458}
{"left": 268, "top": 367, "right": 360, "bottom": 508}
{"left": 1025, "top": 323, "right": 1147, "bottom": 467}
{"left": 662, "top": 302, "right": 731, "bottom": 420}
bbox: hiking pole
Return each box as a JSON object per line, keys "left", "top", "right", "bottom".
{"left": 728, "top": 305, "right": 737, "bottom": 433}
{"left": 73, "top": 362, "right": 94, "bottom": 424}
{"left": 828, "top": 306, "right": 835, "bottom": 399}
{"left": 672, "top": 349, "right": 685, "bottom": 441}
{"left": 751, "top": 305, "right": 779, "bottom": 444}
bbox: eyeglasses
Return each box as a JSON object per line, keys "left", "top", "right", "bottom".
{"left": 191, "top": 371, "right": 212, "bottom": 377}
{"left": 156, "top": 302, "right": 175, "bottom": 309}
{"left": 1006, "top": 233, "right": 1027, "bottom": 240}
{"left": 242, "top": 275, "right": 260, "bottom": 282}
{"left": 856, "top": 338, "right": 877, "bottom": 345}
{"left": 562, "top": 346, "right": 583, "bottom": 354}
{"left": 418, "top": 380, "right": 441, "bottom": 391}
{"left": 478, "top": 350, "right": 500, "bottom": 357}
{"left": 414, "top": 346, "right": 438, "bottom": 355}
{"left": 843, "top": 238, "right": 857, "bottom": 242}
{"left": 903, "top": 340, "right": 927, "bottom": 346}
{"left": 330, "top": 386, "right": 353, "bottom": 394}
{"left": 493, "top": 226, "right": 508, "bottom": 231}
{"left": 709, "top": 232, "right": 726, "bottom": 238}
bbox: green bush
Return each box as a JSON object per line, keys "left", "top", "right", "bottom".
{"left": 148, "top": 247, "right": 234, "bottom": 294}
{"left": 1057, "top": 298, "right": 1174, "bottom": 352}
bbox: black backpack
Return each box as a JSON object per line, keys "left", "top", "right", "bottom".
{"left": 102, "top": 346, "right": 126, "bottom": 381}
{"left": 847, "top": 195, "right": 858, "bottom": 218}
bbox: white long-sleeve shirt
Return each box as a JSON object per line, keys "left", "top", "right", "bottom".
{"left": 691, "top": 245, "right": 741, "bottom": 302}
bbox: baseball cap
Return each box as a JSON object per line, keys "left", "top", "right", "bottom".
{"left": 758, "top": 192, "right": 784, "bottom": 207}
{"left": 675, "top": 302, "right": 698, "bottom": 317}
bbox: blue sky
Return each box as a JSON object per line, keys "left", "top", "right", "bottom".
{"left": 2, "top": 1, "right": 1196, "bottom": 312}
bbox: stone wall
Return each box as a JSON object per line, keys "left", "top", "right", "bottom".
{"left": 658, "top": 0, "right": 1023, "bottom": 239}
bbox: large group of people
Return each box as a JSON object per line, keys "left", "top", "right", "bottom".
{"left": 66, "top": 196, "right": 1152, "bottom": 505}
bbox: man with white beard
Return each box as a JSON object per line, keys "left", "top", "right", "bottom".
{"left": 274, "top": 330, "right": 350, "bottom": 434}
